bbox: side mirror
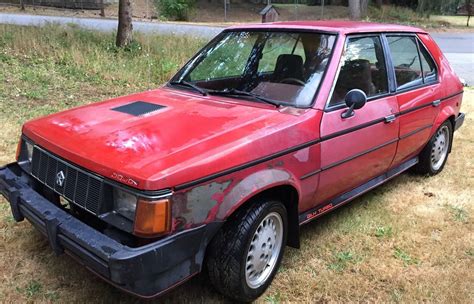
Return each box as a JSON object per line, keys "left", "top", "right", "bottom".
{"left": 341, "top": 89, "right": 367, "bottom": 118}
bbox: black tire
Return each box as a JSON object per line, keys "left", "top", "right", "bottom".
{"left": 206, "top": 199, "right": 288, "bottom": 302}
{"left": 413, "top": 120, "right": 453, "bottom": 176}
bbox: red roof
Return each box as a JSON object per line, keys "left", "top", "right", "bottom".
{"left": 229, "top": 20, "right": 427, "bottom": 34}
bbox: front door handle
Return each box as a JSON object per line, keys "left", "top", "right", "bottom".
{"left": 384, "top": 114, "right": 396, "bottom": 124}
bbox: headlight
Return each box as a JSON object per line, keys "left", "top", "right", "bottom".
{"left": 17, "top": 137, "right": 34, "bottom": 168}
{"left": 24, "top": 140, "right": 34, "bottom": 163}
{"left": 113, "top": 188, "right": 138, "bottom": 220}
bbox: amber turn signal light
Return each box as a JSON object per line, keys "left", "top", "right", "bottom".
{"left": 15, "top": 139, "right": 22, "bottom": 161}
{"left": 133, "top": 198, "right": 171, "bottom": 237}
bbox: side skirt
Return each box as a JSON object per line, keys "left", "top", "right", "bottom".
{"left": 299, "top": 157, "right": 419, "bottom": 225}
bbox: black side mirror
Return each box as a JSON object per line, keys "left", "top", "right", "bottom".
{"left": 341, "top": 89, "right": 367, "bottom": 118}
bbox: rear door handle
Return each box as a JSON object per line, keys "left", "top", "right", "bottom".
{"left": 432, "top": 99, "right": 441, "bottom": 107}
{"left": 384, "top": 114, "right": 396, "bottom": 123}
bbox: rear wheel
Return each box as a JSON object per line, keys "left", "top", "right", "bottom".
{"left": 206, "top": 199, "right": 287, "bottom": 302}
{"left": 413, "top": 121, "right": 453, "bottom": 175}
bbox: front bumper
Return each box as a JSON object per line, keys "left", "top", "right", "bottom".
{"left": 0, "top": 163, "right": 220, "bottom": 298}
{"left": 454, "top": 112, "right": 465, "bottom": 131}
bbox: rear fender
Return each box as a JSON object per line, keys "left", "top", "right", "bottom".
{"left": 432, "top": 105, "right": 457, "bottom": 153}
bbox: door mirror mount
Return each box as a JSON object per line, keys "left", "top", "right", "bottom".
{"left": 341, "top": 89, "right": 367, "bottom": 118}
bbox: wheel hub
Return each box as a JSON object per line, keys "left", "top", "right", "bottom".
{"left": 430, "top": 125, "right": 449, "bottom": 171}
{"left": 245, "top": 212, "right": 283, "bottom": 289}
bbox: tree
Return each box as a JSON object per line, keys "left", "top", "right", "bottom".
{"left": 348, "top": 0, "right": 369, "bottom": 20}
{"left": 116, "top": 0, "right": 133, "bottom": 47}
{"left": 467, "top": 0, "right": 472, "bottom": 27}
{"left": 349, "top": 0, "right": 362, "bottom": 19}
{"left": 375, "top": 0, "right": 384, "bottom": 8}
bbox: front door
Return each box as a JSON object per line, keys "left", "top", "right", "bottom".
{"left": 315, "top": 34, "right": 400, "bottom": 205}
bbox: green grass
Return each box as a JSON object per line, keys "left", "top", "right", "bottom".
{"left": 0, "top": 24, "right": 204, "bottom": 126}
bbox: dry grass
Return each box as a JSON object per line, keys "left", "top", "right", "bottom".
{"left": 0, "top": 24, "right": 473, "bottom": 303}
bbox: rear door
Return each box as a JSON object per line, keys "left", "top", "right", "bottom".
{"left": 384, "top": 34, "right": 442, "bottom": 166}
{"left": 315, "top": 34, "right": 400, "bottom": 204}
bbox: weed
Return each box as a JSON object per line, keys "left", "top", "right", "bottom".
{"left": 466, "top": 248, "right": 474, "bottom": 258}
{"left": 24, "top": 280, "right": 42, "bottom": 298}
{"left": 446, "top": 205, "right": 469, "bottom": 223}
{"left": 264, "top": 292, "right": 281, "bottom": 304}
{"left": 375, "top": 226, "right": 393, "bottom": 238}
{"left": 394, "top": 248, "right": 419, "bottom": 266}
{"left": 45, "top": 290, "right": 60, "bottom": 301}
{"left": 391, "top": 288, "right": 404, "bottom": 302}
{"left": 328, "top": 251, "right": 358, "bottom": 272}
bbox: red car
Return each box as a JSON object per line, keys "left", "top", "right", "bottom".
{"left": 0, "top": 21, "right": 464, "bottom": 301}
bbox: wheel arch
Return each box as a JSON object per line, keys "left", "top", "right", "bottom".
{"left": 432, "top": 107, "right": 456, "bottom": 153}
{"left": 217, "top": 169, "right": 301, "bottom": 249}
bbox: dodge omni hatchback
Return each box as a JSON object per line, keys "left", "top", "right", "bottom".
{"left": 0, "top": 21, "right": 464, "bottom": 301}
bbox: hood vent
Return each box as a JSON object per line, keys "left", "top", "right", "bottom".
{"left": 111, "top": 101, "right": 166, "bottom": 116}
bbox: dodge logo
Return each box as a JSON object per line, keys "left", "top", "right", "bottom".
{"left": 56, "top": 171, "right": 65, "bottom": 187}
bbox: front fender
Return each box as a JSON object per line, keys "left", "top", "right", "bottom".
{"left": 171, "top": 168, "right": 301, "bottom": 231}
{"left": 216, "top": 168, "right": 301, "bottom": 220}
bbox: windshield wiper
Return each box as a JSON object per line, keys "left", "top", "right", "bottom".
{"left": 169, "top": 80, "right": 208, "bottom": 96}
{"left": 209, "top": 89, "right": 280, "bottom": 107}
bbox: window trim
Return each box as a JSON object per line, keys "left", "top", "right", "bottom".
{"left": 416, "top": 36, "right": 439, "bottom": 85}
{"left": 325, "top": 33, "right": 391, "bottom": 112}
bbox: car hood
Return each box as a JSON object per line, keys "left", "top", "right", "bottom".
{"left": 23, "top": 87, "right": 315, "bottom": 190}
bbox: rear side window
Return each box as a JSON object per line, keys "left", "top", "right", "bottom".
{"left": 329, "top": 36, "right": 388, "bottom": 106}
{"left": 419, "top": 42, "right": 438, "bottom": 83}
{"left": 387, "top": 36, "right": 423, "bottom": 90}
{"left": 387, "top": 35, "right": 438, "bottom": 90}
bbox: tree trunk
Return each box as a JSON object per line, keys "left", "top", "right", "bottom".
{"left": 100, "top": 0, "right": 105, "bottom": 17}
{"left": 467, "top": 0, "right": 472, "bottom": 27}
{"left": 349, "top": 0, "right": 361, "bottom": 20}
{"left": 20, "top": 0, "right": 25, "bottom": 10}
{"left": 375, "top": 0, "right": 383, "bottom": 8}
{"left": 360, "top": 0, "right": 369, "bottom": 17}
{"left": 116, "top": 0, "right": 133, "bottom": 47}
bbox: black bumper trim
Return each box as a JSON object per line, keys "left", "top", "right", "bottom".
{"left": 454, "top": 112, "right": 465, "bottom": 131}
{"left": 0, "top": 163, "right": 222, "bottom": 298}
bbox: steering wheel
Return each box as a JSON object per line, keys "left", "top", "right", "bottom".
{"left": 279, "top": 78, "right": 305, "bottom": 86}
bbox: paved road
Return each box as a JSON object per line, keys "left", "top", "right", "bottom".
{"left": 0, "top": 13, "right": 472, "bottom": 84}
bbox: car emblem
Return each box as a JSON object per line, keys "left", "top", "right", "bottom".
{"left": 56, "top": 171, "right": 65, "bottom": 187}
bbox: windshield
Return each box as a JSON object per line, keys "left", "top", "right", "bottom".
{"left": 171, "top": 30, "right": 337, "bottom": 107}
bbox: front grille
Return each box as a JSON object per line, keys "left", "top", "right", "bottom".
{"left": 30, "top": 146, "right": 106, "bottom": 215}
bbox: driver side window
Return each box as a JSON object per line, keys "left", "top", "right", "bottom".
{"left": 329, "top": 36, "right": 389, "bottom": 106}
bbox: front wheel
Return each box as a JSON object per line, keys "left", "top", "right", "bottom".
{"left": 413, "top": 120, "right": 453, "bottom": 175}
{"left": 206, "top": 199, "right": 287, "bottom": 302}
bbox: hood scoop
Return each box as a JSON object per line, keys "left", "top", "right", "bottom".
{"left": 111, "top": 101, "right": 166, "bottom": 116}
